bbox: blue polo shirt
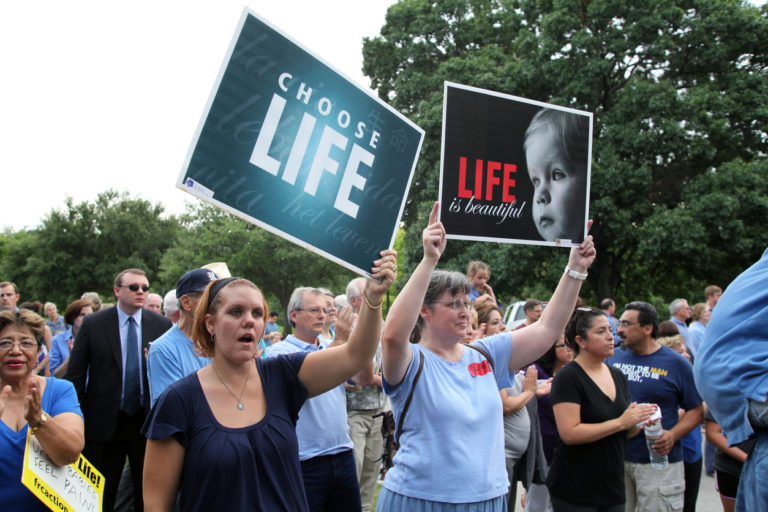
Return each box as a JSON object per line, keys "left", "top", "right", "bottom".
{"left": 266, "top": 334, "right": 352, "bottom": 460}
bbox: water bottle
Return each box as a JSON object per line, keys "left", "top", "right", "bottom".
{"left": 643, "top": 408, "right": 669, "bottom": 469}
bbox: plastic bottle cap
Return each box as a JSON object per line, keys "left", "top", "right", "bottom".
{"left": 636, "top": 404, "right": 662, "bottom": 428}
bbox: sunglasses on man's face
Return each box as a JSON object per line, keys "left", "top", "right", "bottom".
{"left": 120, "top": 284, "right": 150, "bottom": 292}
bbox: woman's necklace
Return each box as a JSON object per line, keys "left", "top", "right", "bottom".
{"left": 212, "top": 362, "right": 250, "bottom": 411}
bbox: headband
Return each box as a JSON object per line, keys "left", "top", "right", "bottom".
{"left": 207, "top": 277, "right": 241, "bottom": 309}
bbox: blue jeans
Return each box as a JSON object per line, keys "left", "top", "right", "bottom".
{"left": 735, "top": 430, "right": 768, "bottom": 512}
{"left": 301, "top": 449, "right": 361, "bottom": 512}
{"left": 736, "top": 400, "right": 768, "bottom": 512}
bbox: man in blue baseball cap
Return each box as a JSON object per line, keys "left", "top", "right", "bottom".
{"left": 147, "top": 268, "right": 218, "bottom": 406}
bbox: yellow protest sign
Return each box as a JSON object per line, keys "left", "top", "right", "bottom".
{"left": 22, "top": 430, "right": 104, "bottom": 512}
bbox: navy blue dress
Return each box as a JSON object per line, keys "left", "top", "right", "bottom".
{"left": 142, "top": 352, "right": 309, "bottom": 511}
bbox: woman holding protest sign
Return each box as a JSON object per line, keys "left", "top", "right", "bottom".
{"left": 0, "top": 309, "right": 85, "bottom": 510}
{"left": 142, "top": 250, "right": 396, "bottom": 511}
{"left": 376, "top": 202, "right": 595, "bottom": 511}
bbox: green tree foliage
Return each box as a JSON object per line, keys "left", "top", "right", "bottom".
{"left": 1, "top": 191, "right": 180, "bottom": 307}
{"left": 159, "top": 203, "right": 356, "bottom": 332}
{"left": 363, "top": 0, "right": 768, "bottom": 307}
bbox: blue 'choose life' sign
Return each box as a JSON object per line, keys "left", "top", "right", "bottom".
{"left": 178, "top": 8, "right": 424, "bottom": 276}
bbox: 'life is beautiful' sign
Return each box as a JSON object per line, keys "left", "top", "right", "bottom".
{"left": 439, "top": 82, "right": 592, "bottom": 247}
{"left": 179, "top": 8, "right": 424, "bottom": 275}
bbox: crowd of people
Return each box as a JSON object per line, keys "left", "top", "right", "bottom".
{"left": 1, "top": 206, "right": 765, "bottom": 512}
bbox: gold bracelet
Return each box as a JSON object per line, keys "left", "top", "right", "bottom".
{"left": 363, "top": 291, "right": 382, "bottom": 310}
{"left": 30, "top": 411, "right": 48, "bottom": 434}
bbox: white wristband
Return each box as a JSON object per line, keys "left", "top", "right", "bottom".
{"left": 564, "top": 266, "right": 588, "bottom": 280}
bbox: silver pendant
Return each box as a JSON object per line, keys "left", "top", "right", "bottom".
{"left": 237, "top": 402, "right": 244, "bottom": 410}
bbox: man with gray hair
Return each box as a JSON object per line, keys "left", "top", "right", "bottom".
{"left": 80, "top": 291, "right": 102, "bottom": 311}
{"left": 144, "top": 293, "right": 163, "bottom": 314}
{"left": 267, "top": 286, "right": 360, "bottom": 511}
{"left": 162, "top": 289, "right": 180, "bottom": 323}
{"left": 669, "top": 298, "right": 693, "bottom": 351}
{"left": 345, "top": 277, "right": 386, "bottom": 511}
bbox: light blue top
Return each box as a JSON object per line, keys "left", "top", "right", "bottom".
{"left": 670, "top": 316, "right": 692, "bottom": 349}
{"left": 264, "top": 321, "right": 279, "bottom": 335}
{"left": 49, "top": 326, "right": 73, "bottom": 374}
{"left": 695, "top": 247, "right": 768, "bottom": 445}
{"left": 382, "top": 333, "right": 512, "bottom": 503}
{"left": 266, "top": 334, "right": 352, "bottom": 460}
{"left": 147, "top": 324, "right": 210, "bottom": 407}
{"left": 688, "top": 321, "right": 706, "bottom": 358}
{"left": 46, "top": 316, "right": 67, "bottom": 336}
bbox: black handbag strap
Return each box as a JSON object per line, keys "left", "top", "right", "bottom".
{"left": 393, "top": 344, "right": 495, "bottom": 450}
{"left": 394, "top": 351, "right": 424, "bottom": 450}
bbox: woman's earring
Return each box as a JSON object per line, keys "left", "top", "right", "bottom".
{"left": 211, "top": 334, "right": 216, "bottom": 343}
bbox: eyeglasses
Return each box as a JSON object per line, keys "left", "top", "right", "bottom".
{"left": 431, "top": 299, "right": 472, "bottom": 311}
{"left": 0, "top": 338, "right": 38, "bottom": 352}
{"left": 119, "top": 284, "right": 150, "bottom": 292}
{"left": 554, "top": 343, "right": 568, "bottom": 349}
{"left": 295, "top": 307, "right": 333, "bottom": 315}
{"left": 619, "top": 320, "right": 638, "bottom": 328}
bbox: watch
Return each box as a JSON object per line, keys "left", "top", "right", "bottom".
{"left": 564, "top": 266, "right": 588, "bottom": 281}
{"left": 30, "top": 412, "right": 48, "bottom": 433}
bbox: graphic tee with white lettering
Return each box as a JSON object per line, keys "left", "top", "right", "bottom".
{"left": 607, "top": 345, "right": 702, "bottom": 463}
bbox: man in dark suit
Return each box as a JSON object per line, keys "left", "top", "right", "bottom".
{"left": 66, "top": 268, "right": 172, "bottom": 511}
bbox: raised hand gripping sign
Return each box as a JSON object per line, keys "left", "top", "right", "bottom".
{"left": 439, "top": 82, "right": 593, "bottom": 247}
{"left": 22, "top": 430, "right": 104, "bottom": 512}
{"left": 178, "top": 8, "right": 424, "bottom": 275}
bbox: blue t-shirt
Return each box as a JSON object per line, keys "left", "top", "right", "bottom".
{"left": 266, "top": 335, "right": 352, "bottom": 460}
{"left": 142, "top": 353, "right": 309, "bottom": 511}
{"left": 607, "top": 345, "right": 702, "bottom": 463}
{"left": 681, "top": 422, "right": 702, "bottom": 463}
{"left": 49, "top": 327, "right": 73, "bottom": 374}
{"left": 147, "top": 324, "right": 211, "bottom": 407}
{"left": 382, "top": 333, "right": 512, "bottom": 503}
{"left": 696, "top": 247, "right": 768, "bottom": 445}
{"left": 0, "top": 378, "right": 83, "bottom": 511}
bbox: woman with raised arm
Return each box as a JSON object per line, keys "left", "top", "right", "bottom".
{"left": 142, "top": 250, "right": 397, "bottom": 512}
{"left": 377, "top": 202, "right": 595, "bottom": 511}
